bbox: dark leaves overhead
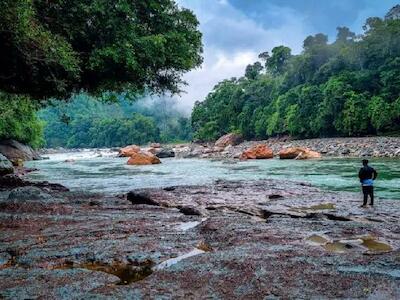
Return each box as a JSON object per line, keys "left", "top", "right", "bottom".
{"left": 0, "top": 0, "right": 203, "bottom": 100}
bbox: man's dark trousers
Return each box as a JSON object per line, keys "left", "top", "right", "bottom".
{"left": 362, "top": 186, "right": 374, "bottom": 206}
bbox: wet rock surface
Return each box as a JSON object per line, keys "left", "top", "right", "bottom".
{"left": 0, "top": 180, "right": 399, "bottom": 299}
{"left": 0, "top": 154, "right": 13, "bottom": 176}
{"left": 0, "top": 139, "right": 42, "bottom": 162}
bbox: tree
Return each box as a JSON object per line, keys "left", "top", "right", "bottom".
{"left": 303, "top": 33, "right": 328, "bottom": 50}
{"left": 245, "top": 62, "right": 263, "bottom": 80}
{"left": 266, "top": 46, "right": 292, "bottom": 75}
{"left": 0, "top": 93, "right": 44, "bottom": 148}
{"left": 368, "top": 96, "right": 392, "bottom": 132}
{"left": 191, "top": 7, "right": 400, "bottom": 140}
{"left": 335, "top": 26, "right": 356, "bottom": 44}
{"left": 339, "top": 92, "right": 369, "bottom": 136}
{"left": 0, "top": 0, "right": 203, "bottom": 100}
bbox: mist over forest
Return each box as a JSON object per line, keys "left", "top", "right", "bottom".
{"left": 38, "top": 95, "right": 192, "bottom": 148}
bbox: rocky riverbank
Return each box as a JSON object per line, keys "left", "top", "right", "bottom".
{"left": 0, "top": 179, "right": 399, "bottom": 298}
{"left": 173, "top": 136, "right": 400, "bottom": 159}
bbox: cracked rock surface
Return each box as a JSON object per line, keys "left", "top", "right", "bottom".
{"left": 0, "top": 180, "right": 399, "bottom": 299}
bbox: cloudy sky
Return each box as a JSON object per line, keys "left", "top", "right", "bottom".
{"left": 174, "top": 0, "right": 398, "bottom": 113}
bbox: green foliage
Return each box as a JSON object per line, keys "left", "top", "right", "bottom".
{"left": 192, "top": 9, "right": 400, "bottom": 141}
{"left": 0, "top": 93, "right": 44, "bottom": 148}
{"left": 0, "top": 0, "right": 203, "bottom": 100}
{"left": 0, "top": 0, "right": 201, "bottom": 147}
{"left": 38, "top": 94, "right": 192, "bottom": 148}
{"left": 266, "top": 46, "right": 292, "bottom": 75}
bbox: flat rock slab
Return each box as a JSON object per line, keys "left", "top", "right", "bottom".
{"left": 0, "top": 180, "right": 399, "bottom": 299}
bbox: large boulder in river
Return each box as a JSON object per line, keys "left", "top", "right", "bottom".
{"left": 118, "top": 145, "right": 140, "bottom": 157}
{"left": 279, "top": 147, "right": 321, "bottom": 160}
{"left": 240, "top": 144, "right": 274, "bottom": 160}
{"left": 215, "top": 133, "right": 243, "bottom": 148}
{"left": 127, "top": 151, "right": 161, "bottom": 165}
{"left": 0, "top": 139, "right": 41, "bottom": 162}
{"left": 0, "top": 154, "right": 13, "bottom": 176}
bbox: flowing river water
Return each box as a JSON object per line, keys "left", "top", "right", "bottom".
{"left": 26, "top": 150, "right": 400, "bottom": 200}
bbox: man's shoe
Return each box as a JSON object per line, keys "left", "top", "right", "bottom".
{"left": 360, "top": 204, "right": 367, "bottom": 208}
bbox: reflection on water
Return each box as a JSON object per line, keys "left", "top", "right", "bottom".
{"left": 26, "top": 150, "right": 400, "bottom": 199}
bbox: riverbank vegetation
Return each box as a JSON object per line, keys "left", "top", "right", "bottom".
{"left": 192, "top": 8, "right": 400, "bottom": 141}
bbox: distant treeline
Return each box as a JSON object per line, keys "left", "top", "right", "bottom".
{"left": 191, "top": 7, "right": 400, "bottom": 141}
{"left": 39, "top": 95, "right": 192, "bottom": 148}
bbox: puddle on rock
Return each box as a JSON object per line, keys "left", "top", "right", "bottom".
{"left": 177, "top": 218, "right": 208, "bottom": 231}
{"left": 154, "top": 248, "right": 205, "bottom": 271}
{"left": 307, "top": 234, "right": 329, "bottom": 245}
{"left": 291, "top": 203, "right": 336, "bottom": 212}
{"left": 360, "top": 236, "right": 392, "bottom": 253}
{"left": 59, "top": 261, "right": 153, "bottom": 285}
{"left": 323, "top": 242, "right": 350, "bottom": 253}
{"left": 306, "top": 203, "right": 336, "bottom": 210}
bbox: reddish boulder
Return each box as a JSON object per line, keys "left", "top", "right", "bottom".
{"left": 215, "top": 133, "right": 243, "bottom": 148}
{"left": 127, "top": 151, "right": 161, "bottom": 165}
{"left": 240, "top": 144, "right": 274, "bottom": 160}
{"left": 279, "top": 147, "right": 321, "bottom": 159}
{"left": 118, "top": 145, "right": 140, "bottom": 157}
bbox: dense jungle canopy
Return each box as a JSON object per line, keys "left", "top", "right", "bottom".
{"left": 0, "top": 0, "right": 202, "bottom": 147}
{"left": 191, "top": 8, "right": 400, "bottom": 141}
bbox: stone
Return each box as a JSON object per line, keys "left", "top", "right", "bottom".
{"left": 0, "top": 175, "right": 69, "bottom": 191}
{"left": 127, "top": 151, "right": 161, "bottom": 165}
{"left": 0, "top": 139, "right": 41, "bottom": 161}
{"left": 150, "top": 143, "right": 161, "bottom": 148}
{"left": 118, "top": 145, "right": 140, "bottom": 157}
{"left": 240, "top": 144, "right": 274, "bottom": 160}
{"left": 215, "top": 133, "right": 243, "bottom": 148}
{"left": 1, "top": 179, "right": 400, "bottom": 298}
{"left": 0, "top": 154, "right": 13, "bottom": 176}
{"left": 279, "top": 147, "right": 321, "bottom": 159}
{"left": 127, "top": 191, "right": 159, "bottom": 206}
{"left": 212, "top": 146, "right": 225, "bottom": 153}
{"left": 179, "top": 205, "right": 202, "bottom": 216}
{"left": 155, "top": 148, "right": 175, "bottom": 158}
{"left": 341, "top": 148, "right": 351, "bottom": 155}
{"left": 7, "top": 186, "right": 52, "bottom": 202}
{"left": 173, "top": 146, "right": 191, "bottom": 158}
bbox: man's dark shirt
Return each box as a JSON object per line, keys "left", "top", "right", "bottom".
{"left": 358, "top": 166, "right": 378, "bottom": 183}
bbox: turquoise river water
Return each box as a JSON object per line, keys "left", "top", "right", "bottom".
{"left": 26, "top": 150, "right": 400, "bottom": 200}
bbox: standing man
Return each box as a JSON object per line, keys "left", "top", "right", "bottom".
{"left": 358, "top": 159, "right": 378, "bottom": 207}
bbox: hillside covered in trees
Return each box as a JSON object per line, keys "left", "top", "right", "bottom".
{"left": 191, "top": 7, "right": 400, "bottom": 142}
{"left": 39, "top": 95, "right": 192, "bottom": 148}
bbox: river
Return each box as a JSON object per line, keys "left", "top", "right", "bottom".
{"left": 26, "top": 150, "right": 400, "bottom": 199}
